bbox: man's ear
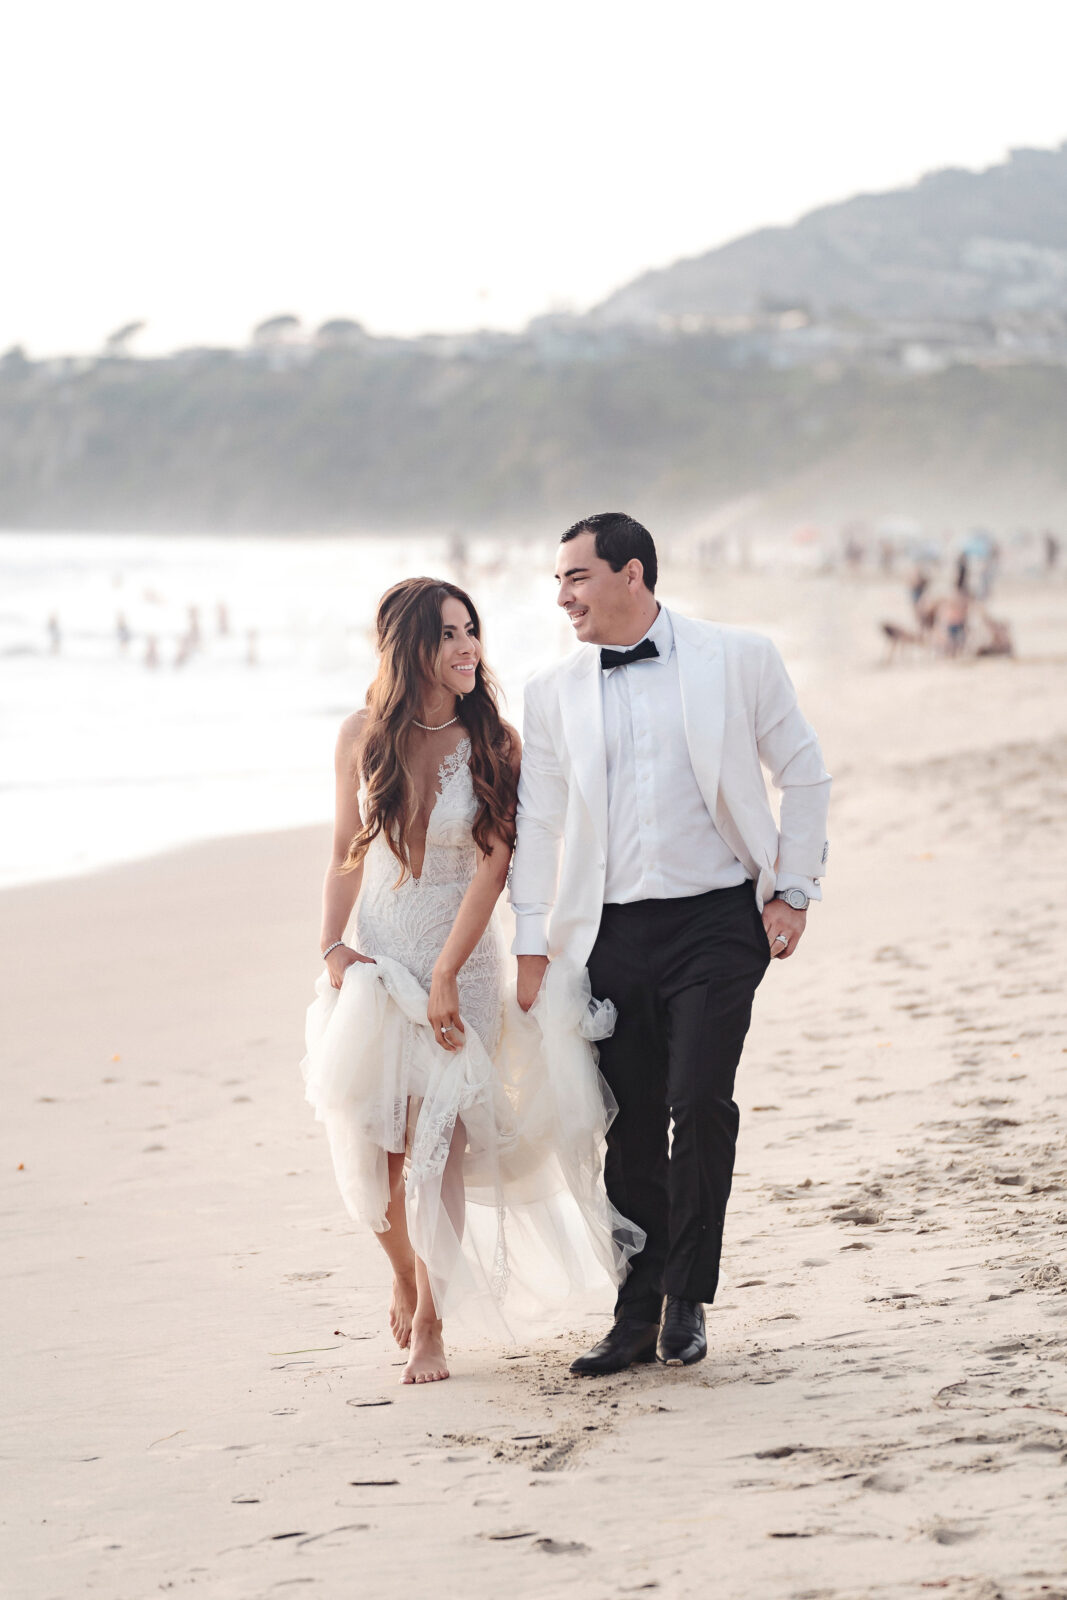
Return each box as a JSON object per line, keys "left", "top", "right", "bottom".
{"left": 627, "top": 558, "right": 645, "bottom": 591}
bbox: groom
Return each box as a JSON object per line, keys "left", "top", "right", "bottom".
{"left": 511, "top": 513, "right": 831, "bottom": 1374}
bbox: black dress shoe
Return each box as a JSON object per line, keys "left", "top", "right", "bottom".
{"left": 569, "top": 1316, "right": 660, "bottom": 1376}
{"left": 657, "top": 1296, "right": 707, "bottom": 1366}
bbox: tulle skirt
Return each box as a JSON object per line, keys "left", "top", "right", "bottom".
{"left": 301, "top": 955, "right": 644, "bottom": 1336}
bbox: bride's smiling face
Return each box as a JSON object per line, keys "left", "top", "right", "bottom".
{"left": 435, "top": 596, "right": 480, "bottom": 695}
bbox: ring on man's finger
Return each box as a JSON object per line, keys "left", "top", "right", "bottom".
{"left": 773, "top": 933, "right": 789, "bottom": 946}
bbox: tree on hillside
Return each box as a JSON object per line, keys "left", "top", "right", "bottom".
{"left": 104, "top": 321, "right": 146, "bottom": 356}
{"left": 0, "top": 345, "right": 30, "bottom": 374}
{"left": 252, "top": 314, "right": 302, "bottom": 347}
{"left": 315, "top": 318, "right": 366, "bottom": 348}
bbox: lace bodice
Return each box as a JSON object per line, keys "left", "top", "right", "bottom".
{"left": 352, "top": 738, "right": 502, "bottom": 1050}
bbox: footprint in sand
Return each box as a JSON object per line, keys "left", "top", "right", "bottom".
{"left": 861, "top": 1470, "right": 907, "bottom": 1492}
{"left": 926, "top": 1521, "right": 981, "bottom": 1545}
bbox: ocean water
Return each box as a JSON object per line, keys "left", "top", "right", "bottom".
{"left": 0, "top": 532, "right": 569, "bottom": 889}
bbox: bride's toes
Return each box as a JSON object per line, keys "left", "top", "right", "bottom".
{"left": 401, "top": 1323, "right": 449, "bottom": 1385}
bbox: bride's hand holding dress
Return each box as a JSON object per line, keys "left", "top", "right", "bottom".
{"left": 427, "top": 967, "right": 464, "bottom": 1050}
{"left": 325, "top": 944, "right": 375, "bottom": 989}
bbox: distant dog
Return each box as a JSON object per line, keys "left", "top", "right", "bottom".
{"left": 880, "top": 620, "right": 923, "bottom": 664}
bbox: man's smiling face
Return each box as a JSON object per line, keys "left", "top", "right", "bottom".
{"left": 555, "top": 530, "right": 648, "bottom": 645}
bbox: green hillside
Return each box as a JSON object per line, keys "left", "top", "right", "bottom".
{"left": 2, "top": 343, "right": 1066, "bottom": 533}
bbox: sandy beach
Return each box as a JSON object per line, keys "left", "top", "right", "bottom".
{"left": 5, "top": 571, "right": 1067, "bottom": 1600}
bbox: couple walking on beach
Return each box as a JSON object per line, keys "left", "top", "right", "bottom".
{"left": 302, "top": 513, "right": 831, "bottom": 1385}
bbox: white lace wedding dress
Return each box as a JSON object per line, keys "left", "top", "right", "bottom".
{"left": 301, "top": 737, "right": 643, "bottom": 1333}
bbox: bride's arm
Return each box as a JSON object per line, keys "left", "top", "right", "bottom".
{"left": 427, "top": 729, "right": 521, "bottom": 1051}
{"left": 320, "top": 711, "right": 376, "bottom": 989}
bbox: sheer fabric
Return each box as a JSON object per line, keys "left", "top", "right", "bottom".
{"left": 301, "top": 738, "right": 643, "bottom": 1333}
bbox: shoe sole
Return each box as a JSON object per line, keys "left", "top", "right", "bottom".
{"left": 657, "top": 1349, "right": 707, "bottom": 1367}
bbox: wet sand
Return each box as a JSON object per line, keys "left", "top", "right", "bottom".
{"left": 5, "top": 572, "right": 1067, "bottom": 1600}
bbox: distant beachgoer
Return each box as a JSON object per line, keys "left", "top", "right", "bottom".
{"left": 937, "top": 592, "right": 969, "bottom": 656}
{"left": 974, "top": 540, "right": 1000, "bottom": 602}
{"left": 1043, "top": 530, "right": 1060, "bottom": 573}
{"left": 447, "top": 536, "right": 469, "bottom": 581}
{"left": 907, "top": 567, "right": 930, "bottom": 611}
{"left": 974, "top": 609, "right": 1014, "bottom": 658}
{"left": 116, "top": 612, "right": 132, "bottom": 653}
{"left": 955, "top": 553, "right": 970, "bottom": 595}
{"left": 216, "top": 601, "right": 230, "bottom": 637}
{"left": 46, "top": 613, "right": 61, "bottom": 655}
{"left": 186, "top": 606, "right": 202, "bottom": 648}
{"left": 842, "top": 525, "right": 865, "bottom": 574}
{"left": 144, "top": 634, "right": 160, "bottom": 670}
{"left": 915, "top": 595, "right": 939, "bottom": 645}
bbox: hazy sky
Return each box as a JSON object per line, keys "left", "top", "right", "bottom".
{"left": 4, "top": 0, "right": 1066, "bottom": 356}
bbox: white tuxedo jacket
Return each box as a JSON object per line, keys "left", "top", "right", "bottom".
{"left": 509, "top": 609, "right": 831, "bottom": 969}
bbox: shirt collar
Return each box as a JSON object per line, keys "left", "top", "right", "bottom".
{"left": 600, "top": 604, "right": 674, "bottom": 672}
{"left": 646, "top": 604, "right": 674, "bottom": 662}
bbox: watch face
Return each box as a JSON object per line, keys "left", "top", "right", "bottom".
{"left": 784, "top": 889, "right": 807, "bottom": 909}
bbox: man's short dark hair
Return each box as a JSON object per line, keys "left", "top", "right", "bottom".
{"left": 561, "top": 512, "right": 658, "bottom": 593}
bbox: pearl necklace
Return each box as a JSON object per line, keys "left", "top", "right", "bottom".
{"left": 412, "top": 715, "right": 460, "bottom": 731}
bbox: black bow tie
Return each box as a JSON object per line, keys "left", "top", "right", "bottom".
{"left": 600, "top": 638, "right": 659, "bottom": 670}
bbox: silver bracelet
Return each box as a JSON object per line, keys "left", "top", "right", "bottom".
{"left": 322, "top": 940, "right": 345, "bottom": 961}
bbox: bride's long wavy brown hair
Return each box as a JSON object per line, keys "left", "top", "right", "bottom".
{"left": 343, "top": 577, "right": 516, "bottom": 882}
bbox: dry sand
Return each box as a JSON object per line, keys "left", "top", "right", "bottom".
{"left": 4, "top": 573, "right": 1067, "bottom": 1600}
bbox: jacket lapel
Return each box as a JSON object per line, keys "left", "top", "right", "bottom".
{"left": 557, "top": 647, "right": 608, "bottom": 849}
{"left": 671, "top": 611, "right": 726, "bottom": 809}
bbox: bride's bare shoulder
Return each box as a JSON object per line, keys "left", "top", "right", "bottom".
{"left": 335, "top": 708, "right": 370, "bottom": 767}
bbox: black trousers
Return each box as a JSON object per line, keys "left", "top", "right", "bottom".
{"left": 587, "top": 883, "right": 771, "bottom": 1323}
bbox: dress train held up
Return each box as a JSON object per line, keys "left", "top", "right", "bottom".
{"left": 301, "top": 739, "right": 643, "bottom": 1333}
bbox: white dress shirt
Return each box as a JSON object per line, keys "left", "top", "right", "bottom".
{"left": 600, "top": 606, "right": 748, "bottom": 903}
{"left": 510, "top": 607, "right": 826, "bottom": 959}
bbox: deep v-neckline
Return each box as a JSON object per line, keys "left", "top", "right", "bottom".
{"left": 409, "top": 738, "right": 470, "bottom": 883}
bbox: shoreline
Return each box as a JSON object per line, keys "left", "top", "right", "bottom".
{"left": 5, "top": 561, "right": 1065, "bottom": 896}
{"left": 0, "top": 815, "right": 332, "bottom": 900}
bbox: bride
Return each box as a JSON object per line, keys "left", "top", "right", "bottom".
{"left": 302, "top": 577, "right": 640, "bottom": 1385}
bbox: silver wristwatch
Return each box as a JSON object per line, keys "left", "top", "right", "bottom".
{"left": 775, "top": 888, "right": 810, "bottom": 911}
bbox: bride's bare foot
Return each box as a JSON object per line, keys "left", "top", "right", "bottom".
{"left": 389, "top": 1275, "right": 417, "bottom": 1349}
{"left": 402, "top": 1319, "right": 449, "bottom": 1384}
